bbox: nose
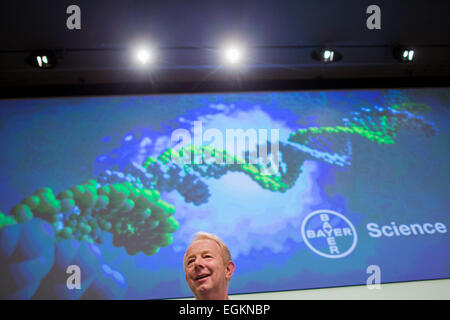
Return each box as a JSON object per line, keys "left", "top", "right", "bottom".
{"left": 193, "top": 257, "right": 205, "bottom": 269}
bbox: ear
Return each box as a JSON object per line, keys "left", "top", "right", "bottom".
{"left": 225, "top": 260, "right": 235, "bottom": 280}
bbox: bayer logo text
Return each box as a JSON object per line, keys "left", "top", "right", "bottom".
{"left": 301, "top": 210, "right": 357, "bottom": 259}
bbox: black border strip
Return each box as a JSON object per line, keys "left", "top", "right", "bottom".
{"left": 1, "top": 76, "right": 450, "bottom": 99}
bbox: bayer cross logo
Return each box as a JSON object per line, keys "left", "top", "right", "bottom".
{"left": 301, "top": 209, "right": 358, "bottom": 259}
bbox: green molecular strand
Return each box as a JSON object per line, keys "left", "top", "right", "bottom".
{"left": 391, "top": 102, "right": 431, "bottom": 113}
{"left": 6, "top": 180, "right": 180, "bottom": 257}
{"left": 0, "top": 211, "right": 17, "bottom": 229}
{"left": 10, "top": 204, "right": 34, "bottom": 223}
{"left": 289, "top": 124, "right": 394, "bottom": 146}
{"left": 143, "top": 144, "right": 289, "bottom": 192}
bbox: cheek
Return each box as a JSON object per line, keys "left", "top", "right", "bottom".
{"left": 185, "top": 268, "right": 194, "bottom": 280}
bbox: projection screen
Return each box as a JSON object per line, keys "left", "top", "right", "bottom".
{"left": 0, "top": 88, "right": 448, "bottom": 299}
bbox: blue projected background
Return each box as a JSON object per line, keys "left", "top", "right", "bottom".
{"left": 0, "top": 88, "right": 449, "bottom": 299}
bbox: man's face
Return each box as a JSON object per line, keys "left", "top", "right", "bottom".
{"left": 184, "top": 239, "right": 234, "bottom": 299}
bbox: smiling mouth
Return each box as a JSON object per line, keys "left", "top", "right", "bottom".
{"left": 195, "top": 274, "right": 210, "bottom": 281}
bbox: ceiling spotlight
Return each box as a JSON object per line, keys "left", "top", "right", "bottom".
{"left": 312, "top": 48, "right": 342, "bottom": 63}
{"left": 133, "top": 46, "right": 155, "bottom": 65}
{"left": 27, "top": 51, "right": 56, "bottom": 69}
{"left": 221, "top": 43, "right": 245, "bottom": 66}
{"left": 322, "top": 49, "right": 334, "bottom": 62}
{"left": 394, "top": 47, "right": 415, "bottom": 62}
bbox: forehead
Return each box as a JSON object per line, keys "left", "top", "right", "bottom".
{"left": 186, "top": 239, "right": 221, "bottom": 256}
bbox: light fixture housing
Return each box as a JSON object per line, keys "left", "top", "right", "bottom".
{"left": 312, "top": 48, "right": 342, "bottom": 63}
{"left": 27, "top": 51, "right": 57, "bottom": 69}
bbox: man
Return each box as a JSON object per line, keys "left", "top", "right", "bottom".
{"left": 183, "top": 232, "right": 235, "bottom": 300}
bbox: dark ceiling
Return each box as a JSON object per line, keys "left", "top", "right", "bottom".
{"left": 0, "top": 0, "right": 449, "bottom": 91}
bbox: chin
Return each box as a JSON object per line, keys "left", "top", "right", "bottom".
{"left": 197, "top": 284, "right": 212, "bottom": 293}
